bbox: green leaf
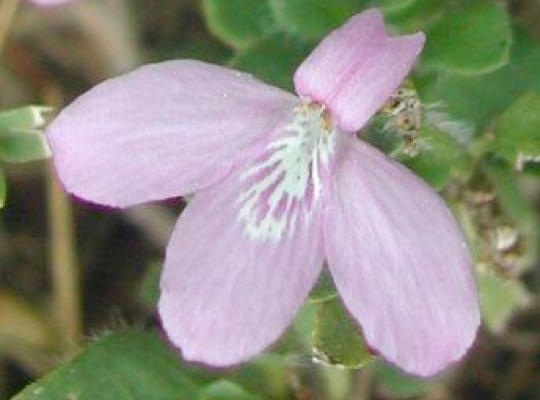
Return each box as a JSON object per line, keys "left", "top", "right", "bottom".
{"left": 202, "top": 0, "right": 277, "bottom": 49}
{"left": 0, "top": 105, "right": 51, "bottom": 162}
{"left": 478, "top": 272, "right": 530, "bottom": 333}
{"left": 385, "top": 0, "right": 445, "bottom": 33}
{"left": 0, "top": 132, "right": 51, "bottom": 163}
{"left": 268, "top": 0, "right": 417, "bottom": 40}
{"left": 225, "top": 356, "right": 289, "bottom": 400}
{"left": 485, "top": 160, "right": 538, "bottom": 228}
{"left": 492, "top": 91, "right": 540, "bottom": 170}
{"left": 309, "top": 270, "right": 337, "bottom": 303}
{"left": 268, "top": 0, "right": 362, "bottom": 39}
{"left": 199, "top": 380, "right": 262, "bottom": 400}
{"left": 231, "top": 32, "right": 311, "bottom": 90}
{"left": 374, "top": 364, "right": 431, "bottom": 398}
{"left": 375, "top": 0, "right": 417, "bottom": 13}
{"left": 313, "top": 297, "right": 373, "bottom": 369}
{"left": 369, "top": 99, "right": 472, "bottom": 190}
{"left": 402, "top": 123, "right": 471, "bottom": 190}
{"left": 289, "top": 302, "right": 316, "bottom": 349}
{"left": 12, "top": 330, "right": 199, "bottom": 400}
{"left": 484, "top": 161, "right": 539, "bottom": 268}
{"left": 0, "top": 106, "right": 51, "bottom": 135}
{"left": 417, "top": 25, "right": 540, "bottom": 132}
{"left": 423, "top": 2, "right": 512, "bottom": 74}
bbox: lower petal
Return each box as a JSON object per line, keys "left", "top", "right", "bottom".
{"left": 323, "top": 137, "right": 480, "bottom": 376}
{"left": 159, "top": 169, "right": 324, "bottom": 366}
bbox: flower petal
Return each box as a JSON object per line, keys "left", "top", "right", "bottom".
{"left": 323, "top": 137, "right": 480, "bottom": 376}
{"left": 294, "top": 9, "right": 425, "bottom": 132}
{"left": 47, "top": 60, "right": 297, "bottom": 207}
{"left": 158, "top": 170, "right": 324, "bottom": 366}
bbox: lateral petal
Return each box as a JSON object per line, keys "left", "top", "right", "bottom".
{"left": 294, "top": 9, "right": 424, "bottom": 132}
{"left": 159, "top": 167, "right": 325, "bottom": 366}
{"left": 323, "top": 137, "right": 480, "bottom": 376}
{"left": 47, "top": 60, "right": 297, "bottom": 207}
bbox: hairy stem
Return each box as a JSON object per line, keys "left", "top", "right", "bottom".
{"left": 47, "top": 167, "right": 82, "bottom": 357}
{"left": 45, "top": 86, "right": 82, "bottom": 357}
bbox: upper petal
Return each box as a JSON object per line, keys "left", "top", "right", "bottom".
{"left": 47, "top": 60, "right": 297, "bottom": 207}
{"left": 294, "top": 9, "right": 425, "bottom": 133}
{"left": 159, "top": 167, "right": 325, "bottom": 366}
{"left": 323, "top": 137, "right": 480, "bottom": 376}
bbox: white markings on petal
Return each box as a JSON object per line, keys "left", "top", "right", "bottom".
{"left": 238, "top": 103, "right": 336, "bottom": 242}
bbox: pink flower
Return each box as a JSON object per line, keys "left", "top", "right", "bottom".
{"left": 46, "top": 10, "right": 479, "bottom": 376}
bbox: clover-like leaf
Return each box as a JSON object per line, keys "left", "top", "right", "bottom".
{"left": 12, "top": 330, "right": 199, "bottom": 400}
{"left": 0, "top": 106, "right": 51, "bottom": 162}
{"left": 0, "top": 106, "right": 50, "bottom": 135}
{"left": 203, "top": 0, "right": 277, "bottom": 49}
{"left": 423, "top": 2, "right": 512, "bottom": 74}
{"left": 0, "top": 133, "right": 51, "bottom": 163}
{"left": 231, "top": 32, "right": 311, "bottom": 90}
{"left": 418, "top": 26, "right": 540, "bottom": 132}
{"left": 268, "top": 0, "right": 362, "bottom": 39}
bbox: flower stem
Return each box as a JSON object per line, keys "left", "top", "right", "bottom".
{"left": 47, "top": 166, "right": 82, "bottom": 356}
{"left": 0, "top": 0, "right": 20, "bottom": 55}
{"left": 45, "top": 86, "right": 82, "bottom": 357}
{"left": 353, "top": 369, "right": 372, "bottom": 400}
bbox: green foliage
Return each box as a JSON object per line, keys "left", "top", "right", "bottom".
{"left": 313, "top": 297, "right": 373, "bottom": 368}
{"left": 402, "top": 123, "right": 471, "bottom": 190}
{"left": 478, "top": 272, "right": 530, "bottom": 333}
{"left": 484, "top": 161, "right": 538, "bottom": 268}
{"left": 384, "top": 0, "right": 445, "bottom": 33}
{"left": 0, "top": 106, "right": 51, "bottom": 209}
{"left": 199, "top": 380, "right": 262, "bottom": 400}
{"left": 269, "top": 0, "right": 362, "bottom": 39}
{"left": 374, "top": 364, "right": 431, "bottom": 398}
{"left": 0, "top": 106, "right": 50, "bottom": 135}
{"left": 202, "top": 0, "right": 277, "bottom": 49}
{"left": 423, "top": 2, "right": 512, "bottom": 74}
{"left": 374, "top": 0, "right": 417, "bottom": 13}
{"left": 309, "top": 270, "right": 338, "bottom": 303}
{"left": 492, "top": 91, "right": 540, "bottom": 170}
{"left": 485, "top": 160, "right": 538, "bottom": 230}
{"left": 0, "top": 133, "right": 51, "bottom": 163}
{"left": 12, "top": 331, "right": 199, "bottom": 400}
{"left": 418, "top": 26, "right": 540, "bottom": 132}
{"left": 231, "top": 32, "right": 311, "bottom": 90}
{"left": 224, "top": 356, "right": 290, "bottom": 400}
{"left": 0, "top": 106, "right": 51, "bottom": 163}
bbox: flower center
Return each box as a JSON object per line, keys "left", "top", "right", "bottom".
{"left": 238, "top": 102, "right": 336, "bottom": 242}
